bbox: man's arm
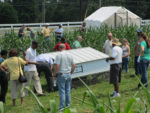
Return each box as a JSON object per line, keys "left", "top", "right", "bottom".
{"left": 71, "top": 64, "right": 76, "bottom": 74}
{"left": 53, "top": 64, "right": 60, "bottom": 77}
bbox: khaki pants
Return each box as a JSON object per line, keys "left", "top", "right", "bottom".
{"left": 24, "top": 71, "right": 43, "bottom": 96}
{"left": 10, "top": 80, "right": 24, "bottom": 99}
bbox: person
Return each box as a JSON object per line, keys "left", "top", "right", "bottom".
{"left": 80, "top": 22, "right": 86, "bottom": 33}
{"left": 36, "top": 54, "right": 54, "bottom": 92}
{"left": 134, "top": 28, "right": 142, "bottom": 75}
{"left": 54, "top": 37, "right": 71, "bottom": 51}
{"left": 27, "top": 27, "right": 36, "bottom": 40}
{"left": 72, "top": 36, "right": 82, "bottom": 49}
{"left": 53, "top": 44, "right": 76, "bottom": 110}
{"left": 24, "top": 41, "right": 44, "bottom": 96}
{"left": 138, "top": 33, "right": 150, "bottom": 88}
{"left": 122, "top": 38, "right": 130, "bottom": 73}
{"left": 0, "top": 50, "right": 8, "bottom": 103}
{"left": 18, "top": 25, "right": 26, "bottom": 38}
{"left": 0, "top": 49, "right": 37, "bottom": 106}
{"left": 106, "top": 38, "right": 122, "bottom": 97}
{"left": 41, "top": 23, "right": 51, "bottom": 49}
{"left": 55, "top": 24, "right": 64, "bottom": 42}
{"left": 103, "top": 33, "right": 113, "bottom": 56}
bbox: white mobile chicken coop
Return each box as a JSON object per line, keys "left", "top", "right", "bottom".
{"left": 46, "top": 47, "right": 110, "bottom": 78}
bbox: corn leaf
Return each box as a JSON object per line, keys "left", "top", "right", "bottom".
{"left": 123, "top": 98, "right": 136, "bottom": 113}
{"left": 50, "top": 100, "right": 57, "bottom": 113}
{"left": 0, "top": 102, "right": 4, "bottom": 113}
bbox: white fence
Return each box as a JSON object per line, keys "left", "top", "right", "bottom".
{"left": 0, "top": 20, "right": 150, "bottom": 36}
{"left": 0, "top": 21, "right": 82, "bottom": 37}
{"left": 141, "top": 20, "right": 150, "bottom": 26}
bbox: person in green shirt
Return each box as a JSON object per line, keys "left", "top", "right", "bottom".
{"left": 72, "top": 36, "right": 82, "bottom": 49}
{"left": 138, "top": 33, "right": 150, "bottom": 88}
{"left": 27, "top": 27, "right": 36, "bottom": 40}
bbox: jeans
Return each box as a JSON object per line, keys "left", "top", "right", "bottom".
{"left": 0, "top": 71, "right": 8, "bottom": 103}
{"left": 134, "top": 56, "right": 142, "bottom": 75}
{"left": 57, "top": 73, "right": 72, "bottom": 109}
{"left": 122, "top": 57, "right": 129, "bottom": 73}
{"left": 139, "top": 59, "right": 149, "bottom": 88}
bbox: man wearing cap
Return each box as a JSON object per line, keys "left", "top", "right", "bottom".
{"left": 41, "top": 23, "right": 51, "bottom": 49}
{"left": 55, "top": 24, "right": 64, "bottom": 42}
{"left": 106, "top": 38, "right": 122, "bottom": 97}
{"left": 103, "top": 33, "right": 113, "bottom": 56}
{"left": 53, "top": 44, "right": 76, "bottom": 110}
{"left": 134, "top": 28, "right": 142, "bottom": 75}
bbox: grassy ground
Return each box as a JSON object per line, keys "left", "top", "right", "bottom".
{"left": 4, "top": 68, "right": 150, "bottom": 113}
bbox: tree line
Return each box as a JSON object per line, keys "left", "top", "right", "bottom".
{"left": 0, "top": 0, "right": 150, "bottom": 24}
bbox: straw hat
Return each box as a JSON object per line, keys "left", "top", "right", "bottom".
{"left": 112, "top": 38, "right": 121, "bottom": 46}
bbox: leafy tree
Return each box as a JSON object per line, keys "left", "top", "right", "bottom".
{"left": 13, "top": 0, "right": 40, "bottom": 23}
{"left": 0, "top": 2, "right": 18, "bottom": 23}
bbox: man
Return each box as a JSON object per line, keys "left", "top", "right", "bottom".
{"left": 134, "top": 28, "right": 142, "bottom": 75}
{"left": 106, "top": 38, "right": 122, "bottom": 97}
{"left": 18, "top": 25, "right": 26, "bottom": 38}
{"left": 27, "top": 27, "right": 36, "bottom": 40}
{"left": 24, "top": 41, "right": 44, "bottom": 96}
{"left": 41, "top": 23, "right": 52, "bottom": 50}
{"left": 72, "top": 36, "right": 82, "bottom": 49}
{"left": 36, "top": 54, "right": 54, "bottom": 92}
{"left": 80, "top": 22, "right": 86, "bottom": 33}
{"left": 103, "top": 33, "right": 113, "bottom": 56}
{"left": 55, "top": 24, "right": 64, "bottom": 42}
{"left": 0, "top": 50, "right": 8, "bottom": 103}
{"left": 54, "top": 44, "right": 76, "bottom": 110}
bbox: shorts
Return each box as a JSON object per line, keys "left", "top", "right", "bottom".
{"left": 110, "top": 63, "right": 122, "bottom": 84}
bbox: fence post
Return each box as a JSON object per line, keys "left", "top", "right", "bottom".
{"left": 67, "top": 22, "right": 69, "bottom": 33}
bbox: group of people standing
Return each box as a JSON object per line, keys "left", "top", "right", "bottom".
{"left": 104, "top": 29, "right": 150, "bottom": 97}
{"left": 0, "top": 23, "right": 84, "bottom": 110}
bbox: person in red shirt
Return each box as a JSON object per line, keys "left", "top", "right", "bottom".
{"left": 54, "top": 37, "right": 71, "bottom": 51}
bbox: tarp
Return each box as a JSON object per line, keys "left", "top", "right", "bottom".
{"left": 85, "top": 6, "right": 141, "bottom": 28}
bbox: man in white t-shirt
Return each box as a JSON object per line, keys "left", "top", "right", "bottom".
{"left": 103, "top": 33, "right": 113, "bottom": 56}
{"left": 106, "top": 38, "right": 122, "bottom": 97}
{"left": 24, "top": 41, "right": 44, "bottom": 96}
{"left": 55, "top": 24, "right": 64, "bottom": 42}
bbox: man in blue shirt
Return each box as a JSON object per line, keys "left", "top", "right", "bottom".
{"left": 0, "top": 50, "right": 8, "bottom": 103}
{"left": 55, "top": 24, "right": 64, "bottom": 42}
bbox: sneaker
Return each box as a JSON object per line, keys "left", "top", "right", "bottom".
{"left": 59, "top": 108, "right": 65, "bottom": 111}
{"left": 110, "top": 91, "right": 116, "bottom": 96}
{"left": 112, "top": 93, "right": 120, "bottom": 97}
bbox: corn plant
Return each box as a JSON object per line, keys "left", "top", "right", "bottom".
{"left": 0, "top": 102, "right": 4, "bottom": 113}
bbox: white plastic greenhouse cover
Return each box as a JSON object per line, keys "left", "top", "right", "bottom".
{"left": 85, "top": 6, "right": 141, "bottom": 28}
{"left": 46, "top": 47, "right": 109, "bottom": 64}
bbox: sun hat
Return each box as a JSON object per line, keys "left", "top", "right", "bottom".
{"left": 45, "top": 23, "right": 49, "bottom": 26}
{"left": 137, "top": 28, "right": 142, "bottom": 33}
{"left": 112, "top": 38, "right": 121, "bottom": 46}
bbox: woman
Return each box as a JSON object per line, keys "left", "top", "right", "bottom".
{"left": 0, "top": 49, "right": 37, "bottom": 106}
{"left": 138, "top": 33, "right": 150, "bottom": 88}
{"left": 122, "top": 38, "right": 130, "bottom": 73}
{"left": 53, "top": 37, "right": 71, "bottom": 51}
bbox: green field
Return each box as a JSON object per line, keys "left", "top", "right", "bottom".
{"left": 1, "top": 25, "right": 150, "bottom": 112}
{"left": 4, "top": 68, "right": 150, "bottom": 113}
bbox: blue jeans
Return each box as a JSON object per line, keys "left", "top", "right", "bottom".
{"left": 139, "top": 59, "right": 149, "bottom": 88}
{"left": 134, "top": 56, "right": 142, "bottom": 75}
{"left": 122, "top": 57, "right": 129, "bottom": 73}
{"left": 57, "top": 73, "right": 72, "bottom": 109}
